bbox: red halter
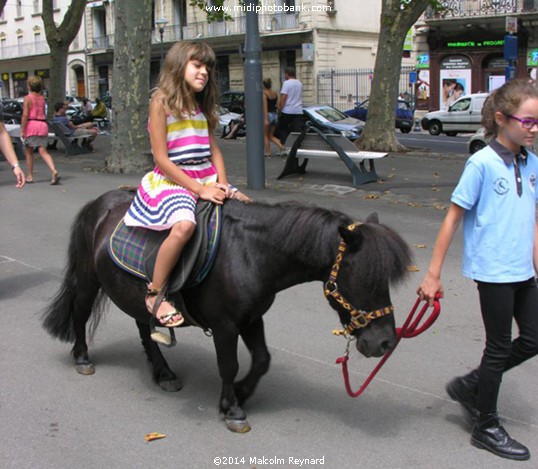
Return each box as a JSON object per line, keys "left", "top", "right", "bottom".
{"left": 336, "top": 295, "right": 441, "bottom": 398}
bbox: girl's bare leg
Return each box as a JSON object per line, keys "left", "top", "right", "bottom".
{"left": 148, "top": 220, "right": 196, "bottom": 323}
{"left": 38, "top": 146, "right": 58, "bottom": 177}
{"left": 264, "top": 125, "right": 271, "bottom": 155}
{"left": 25, "top": 146, "right": 34, "bottom": 181}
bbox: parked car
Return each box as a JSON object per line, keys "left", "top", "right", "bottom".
{"left": 220, "top": 91, "right": 245, "bottom": 114}
{"left": 216, "top": 106, "right": 242, "bottom": 136}
{"left": 344, "top": 99, "right": 414, "bottom": 133}
{"left": 303, "top": 104, "right": 363, "bottom": 140}
{"left": 421, "top": 92, "right": 489, "bottom": 136}
{"left": 468, "top": 127, "right": 487, "bottom": 154}
{"left": 1, "top": 98, "right": 24, "bottom": 124}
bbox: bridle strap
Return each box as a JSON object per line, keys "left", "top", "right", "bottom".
{"left": 324, "top": 223, "right": 394, "bottom": 334}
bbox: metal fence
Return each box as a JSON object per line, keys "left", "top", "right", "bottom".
{"left": 316, "top": 67, "right": 416, "bottom": 110}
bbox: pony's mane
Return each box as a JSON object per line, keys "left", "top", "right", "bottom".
{"left": 353, "top": 223, "right": 413, "bottom": 287}
{"left": 270, "top": 201, "right": 351, "bottom": 267}
{"left": 224, "top": 200, "right": 412, "bottom": 285}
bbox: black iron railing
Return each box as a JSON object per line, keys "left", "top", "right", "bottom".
{"left": 426, "top": 0, "right": 537, "bottom": 19}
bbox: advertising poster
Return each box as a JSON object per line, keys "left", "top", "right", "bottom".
{"left": 417, "top": 69, "right": 430, "bottom": 100}
{"left": 439, "top": 56, "right": 472, "bottom": 110}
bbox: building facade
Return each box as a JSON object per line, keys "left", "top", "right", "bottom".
{"left": 0, "top": 0, "right": 88, "bottom": 99}
{"left": 417, "top": 0, "right": 538, "bottom": 111}
{"left": 84, "top": 0, "right": 387, "bottom": 105}
{"left": 0, "top": 0, "right": 417, "bottom": 107}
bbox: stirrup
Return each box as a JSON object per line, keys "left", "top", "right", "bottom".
{"left": 149, "top": 318, "right": 177, "bottom": 347}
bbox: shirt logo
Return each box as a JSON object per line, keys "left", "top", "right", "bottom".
{"left": 530, "top": 173, "right": 536, "bottom": 192}
{"left": 494, "top": 177, "right": 509, "bottom": 195}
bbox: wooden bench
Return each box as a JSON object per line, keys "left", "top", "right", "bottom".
{"left": 50, "top": 122, "right": 95, "bottom": 157}
{"left": 277, "top": 125, "right": 387, "bottom": 187}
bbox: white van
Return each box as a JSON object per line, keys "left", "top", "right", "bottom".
{"left": 421, "top": 92, "right": 489, "bottom": 136}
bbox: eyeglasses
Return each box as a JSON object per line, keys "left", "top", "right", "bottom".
{"left": 505, "top": 114, "right": 538, "bottom": 130}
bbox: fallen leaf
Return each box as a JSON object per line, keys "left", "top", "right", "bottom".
{"left": 407, "top": 265, "right": 421, "bottom": 272}
{"left": 413, "top": 244, "right": 427, "bottom": 249}
{"left": 145, "top": 432, "right": 166, "bottom": 442}
{"left": 362, "top": 194, "right": 379, "bottom": 200}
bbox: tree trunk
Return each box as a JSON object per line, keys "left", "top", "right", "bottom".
{"left": 42, "top": 0, "right": 87, "bottom": 119}
{"left": 355, "top": 0, "right": 432, "bottom": 152}
{"left": 106, "top": 0, "right": 153, "bottom": 174}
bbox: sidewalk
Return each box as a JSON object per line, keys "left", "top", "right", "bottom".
{"left": 5, "top": 133, "right": 466, "bottom": 208}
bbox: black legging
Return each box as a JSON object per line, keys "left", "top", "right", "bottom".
{"left": 476, "top": 278, "right": 538, "bottom": 414}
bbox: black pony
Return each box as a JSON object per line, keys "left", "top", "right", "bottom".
{"left": 42, "top": 190, "right": 412, "bottom": 432}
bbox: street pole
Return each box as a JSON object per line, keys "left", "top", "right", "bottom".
{"left": 155, "top": 18, "right": 168, "bottom": 67}
{"left": 244, "top": 0, "right": 265, "bottom": 189}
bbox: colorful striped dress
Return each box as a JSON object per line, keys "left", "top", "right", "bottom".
{"left": 124, "top": 109, "right": 217, "bottom": 230}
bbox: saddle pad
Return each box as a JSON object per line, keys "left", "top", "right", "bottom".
{"left": 108, "top": 201, "right": 221, "bottom": 293}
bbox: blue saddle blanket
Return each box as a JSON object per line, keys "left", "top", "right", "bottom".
{"left": 108, "top": 201, "right": 221, "bottom": 293}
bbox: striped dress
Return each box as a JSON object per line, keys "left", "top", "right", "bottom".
{"left": 124, "top": 109, "right": 217, "bottom": 230}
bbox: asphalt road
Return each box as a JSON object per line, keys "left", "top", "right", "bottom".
{"left": 398, "top": 131, "right": 471, "bottom": 155}
{"left": 1, "top": 137, "right": 536, "bottom": 469}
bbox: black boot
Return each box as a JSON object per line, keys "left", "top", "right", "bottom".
{"left": 446, "top": 369, "right": 479, "bottom": 419}
{"left": 471, "top": 413, "right": 530, "bottom": 461}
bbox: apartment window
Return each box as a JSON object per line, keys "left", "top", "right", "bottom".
{"left": 0, "top": 38, "right": 5, "bottom": 59}
{"left": 33, "top": 0, "right": 40, "bottom": 14}
{"left": 16, "top": 0, "right": 23, "bottom": 17}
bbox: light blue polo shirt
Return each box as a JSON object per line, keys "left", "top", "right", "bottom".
{"left": 451, "top": 141, "right": 538, "bottom": 282}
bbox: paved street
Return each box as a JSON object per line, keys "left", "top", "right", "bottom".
{"left": 1, "top": 135, "right": 537, "bottom": 469}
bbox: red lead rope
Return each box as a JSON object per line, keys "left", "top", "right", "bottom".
{"left": 336, "top": 296, "right": 441, "bottom": 398}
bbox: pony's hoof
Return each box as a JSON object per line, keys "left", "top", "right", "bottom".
{"left": 225, "top": 418, "right": 251, "bottom": 433}
{"left": 76, "top": 363, "right": 95, "bottom": 375}
{"left": 159, "top": 379, "right": 182, "bottom": 392}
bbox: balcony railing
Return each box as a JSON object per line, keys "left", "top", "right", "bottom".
{"left": 150, "top": 13, "right": 300, "bottom": 44}
{"left": 92, "top": 34, "right": 115, "bottom": 50}
{"left": 426, "top": 0, "right": 538, "bottom": 20}
{"left": 0, "top": 40, "right": 49, "bottom": 60}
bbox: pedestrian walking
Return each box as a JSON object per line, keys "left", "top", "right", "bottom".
{"left": 418, "top": 78, "right": 538, "bottom": 461}
{"left": 123, "top": 41, "right": 250, "bottom": 345}
{"left": 21, "top": 76, "right": 60, "bottom": 184}
{"left": 276, "top": 67, "right": 303, "bottom": 146}
{"left": 263, "top": 78, "right": 284, "bottom": 157}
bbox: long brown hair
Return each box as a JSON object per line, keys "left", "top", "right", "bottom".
{"left": 482, "top": 78, "right": 538, "bottom": 138}
{"left": 154, "top": 41, "right": 219, "bottom": 130}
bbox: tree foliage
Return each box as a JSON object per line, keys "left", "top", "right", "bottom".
{"left": 356, "top": 0, "right": 442, "bottom": 153}
{"left": 0, "top": 0, "right": 6, "bottom": 16}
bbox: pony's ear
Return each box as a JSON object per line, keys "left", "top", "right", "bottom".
{"left": 365, "top": 212, "right": 379, "bottom": 224}
{"left": 338, "top": 224, "right": 363, "bottom": 251}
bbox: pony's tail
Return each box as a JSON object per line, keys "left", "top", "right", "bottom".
{"left": 42, "top": 200, "right": 107, "bottom": 343}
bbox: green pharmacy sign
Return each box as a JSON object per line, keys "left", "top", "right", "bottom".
{"left": 445, "top": 39, "right": 505, "bottom": 49}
